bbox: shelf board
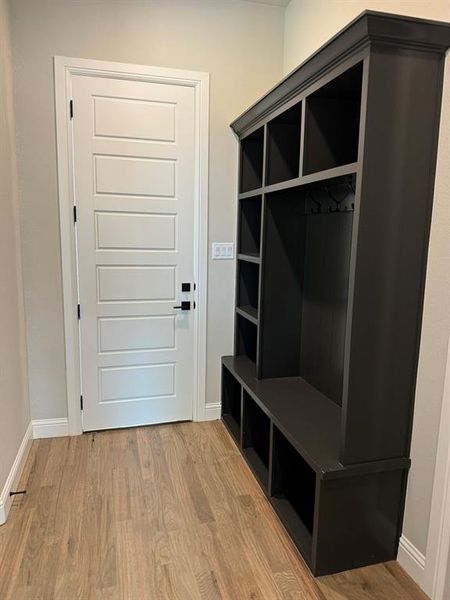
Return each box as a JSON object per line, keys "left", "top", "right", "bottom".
{"left": 226, "top": 356, "right": 256, "bottom": 380}
{"left": 238, "top": 162, "right": 359, "bottom": 200}
{"left": 222, "top": 413, "right": 241, "bottom": 446}
{"left": 243, "top": 447, "right": 269, "bottom": 489}
{"left": 299, "top": 162, "right": 359, "bottom": 186}
{"left": 265, "top": 162, "right": 358, "bottom": 195}
{"left": 222, "top": 355, "right": 409, "bottom": 480}
{"left": 236, "top": 305, "right": 259, "bottom": 325}
{"left": 237, "top": 253, "right": 261, "bottom": 265}
{"left": 239, "top": 187, "right": 263, "bottom": 200}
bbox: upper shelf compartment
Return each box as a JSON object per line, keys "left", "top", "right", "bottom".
{"left": 266, "top": 103, "right": 302, "bottom": 185}
{"left": 240, "top": 127, "right": 264, "bottom": 193}
{"left": 238, "top": 196, "right": 262, "bottom": 258}
{"left": 303, "top": 62, "right": 363, "bottom": 176}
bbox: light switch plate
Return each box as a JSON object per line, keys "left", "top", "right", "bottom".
{"left": 212, "top": 242, "right": 234, "bottom": 260}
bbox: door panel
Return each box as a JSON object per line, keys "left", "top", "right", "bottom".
{"left": 72, "top": 74, "right": 195, "bottom": 431}
{"left": 98, "top": 316, "right": 175, "bottom": 353}
{"left": 93, "top": 96, "right": 176, "bottom": 141}
{"left": 95, "top": 155, "right": 176, "bottom": 197}
{"left": 97, "top": 266, "right": 176, "bottom": 302}
{"left": 96, "top": 213, "right": 176, "bottom": 250}
{"left": 99, "top": 364, "right": 175, "bottom": 402}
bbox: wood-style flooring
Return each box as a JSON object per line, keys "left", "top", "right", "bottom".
{"left": 0, "top": 421, "right": 429, "bottom": 599}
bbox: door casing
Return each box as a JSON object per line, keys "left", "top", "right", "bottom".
{"left": 54, "top": 56, "right": 210, "bottom": 435}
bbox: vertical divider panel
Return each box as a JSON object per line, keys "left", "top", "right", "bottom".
{"left": 239, "top": 386, "right": 244, "bottom": 447}
{"left": 256, "top": 193, "right": 266, "bottom": 378}
{"left": 255, "top": 124, "right": 268, "bottom": 376}
{"left": 234, "top": 131, "right": 244, "bottom": 358}
{"left": 268, "top": 420, "right": 275, "bottom": 496}
{"left": 310, "top": 476, "right": 323, "bottom": 574}
{"left": 299, "top": 101, "right": 307, "bottom": 177}
{"left": 234, "top": 137, "right": 241, "bottom": 358}
{"left": 262, "top": 123, "right": 268, "bottom": 187}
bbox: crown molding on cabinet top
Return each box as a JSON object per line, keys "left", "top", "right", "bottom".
{"left": 231, "top": 10, "right": 450, "bottom": 137}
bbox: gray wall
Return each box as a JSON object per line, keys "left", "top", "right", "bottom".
{"left": 284, "top": 0, "right": 450, "bottom": 559}
{"left": 9, "top": 0, "right": 285, "bottom": 420}
{"left": 0, "top": 0, "right": 30, "bottom": 496}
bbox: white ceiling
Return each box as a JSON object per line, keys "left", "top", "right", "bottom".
{"left": 242, "top": 0, "right": 291, "bottom": 6}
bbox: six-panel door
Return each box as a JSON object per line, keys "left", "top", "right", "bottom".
{"left": 72, "top": 74, "right": 196, "bottom": 431}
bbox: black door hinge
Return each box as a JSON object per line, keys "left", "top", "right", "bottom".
{"left": 77, "top": 304, "right": 81, "bottom": 320}
{"left": 80, "top": 395, "right": 83, "bottom": 411}
{"left": 69, "top": 99, "right": 74, "bottom": 119}
{"left": 73, "top": 205, "right": 77, "bottom": 223}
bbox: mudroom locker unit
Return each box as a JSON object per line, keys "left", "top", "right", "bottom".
{"left": 221, "top": 11, "right": 450, "bottom": 576}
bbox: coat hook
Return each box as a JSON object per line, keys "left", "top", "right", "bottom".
{"left": 348, "top": 180, "right": 356, "bottom": 195}
{"left": 307, "top": 190, "right": 321, "bottom": 214}
{"left": 326, "top": 184, "right": 341, "bottom": 213}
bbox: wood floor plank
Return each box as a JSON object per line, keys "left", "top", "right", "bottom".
{"left": 0, "top": 421, "right": 428, "bottom": 599}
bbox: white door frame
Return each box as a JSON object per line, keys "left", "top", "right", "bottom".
{"left": 54, "top": 56, "right": 209, "bottom": 436}
{"left": 423, "top": 330, "right": 450, "bottom": 599}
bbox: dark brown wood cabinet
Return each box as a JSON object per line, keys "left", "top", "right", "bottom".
{"left": 221, "top": 11, "right": 450, "bottom": 576}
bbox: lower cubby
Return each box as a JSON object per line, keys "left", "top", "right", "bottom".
{"left": 220, "top": 355, "right": 411, "bottom": 576}
{"left": 242, "top": 391, "right": 270, "bottom": 489}
{"left": 271, "top": 426, "right": 316, "bottom": 560}
{"left": 221, "top": 365, "right": 242, "bottom": 444}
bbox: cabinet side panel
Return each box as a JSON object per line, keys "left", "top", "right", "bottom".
{"left": 341, "top": 46, "right": 445, "bottom": 464}
{"left": 313, "top": 469, "right": 406, "bottom": 575}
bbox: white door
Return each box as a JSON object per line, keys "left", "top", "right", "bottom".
{"left": 71, "top": 73, "right": 196, "bottom": 431}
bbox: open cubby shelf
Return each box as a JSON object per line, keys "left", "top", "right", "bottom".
{"left": 237, "top": 260, "right": 259, "bottom": 313}
{"left": 266, "top": 102, "right": 302, "bottom": 185}
{"left": 303, "top": 63, "right": 363, "bottom": 175}
{"left": 240, "top": 127, "right": 264, "bottom": 193}
{"left": 272, "top": 426, "right": 316, "bottom": 558}
{"left": 238, "top": 197, "right": 262, "bottom": 257}
{"left": 235, "top": 314, "right": 258, "bottom": 364}
{"left": 224, "top": 12, "right": 450, "bottom": 576}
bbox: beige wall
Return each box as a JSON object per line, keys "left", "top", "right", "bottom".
{"left": 284, "top": 0, "right": 450, "bottom": 72}
{"left": 0, "top": 0, "right": 30, "bottom": 495}
{"left": 9, "top": 0, "right": 285, "bottom": 420}
{"left": 284, "top": 0, "right": 450, "bottom": 557}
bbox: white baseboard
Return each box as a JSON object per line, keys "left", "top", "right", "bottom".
{"left": 32, "top": 418, "right": 69, "bottom": 439}
{"left": 398, "top": 535, "right": 426, "bottom": 588}
{"left": 0, "top": 422, "right": 33, "bottom": 525}
{"left": 204, "top": 402, "right": 221, "bottom": 421}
